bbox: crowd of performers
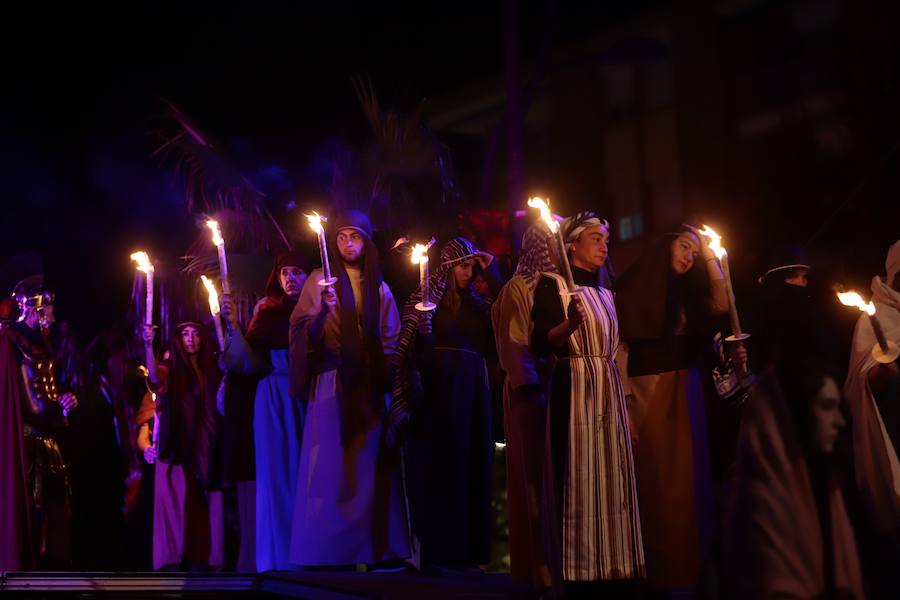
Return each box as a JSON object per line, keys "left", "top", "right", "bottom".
{"left": 1, "top": 206, "right": 899, "bottom": 599}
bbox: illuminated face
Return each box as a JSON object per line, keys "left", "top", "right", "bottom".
{"left": 180, "top": 326, "right": 201, "bottom": 355}
{"left": 784, "top": 269, "right": 809, "bottom": 288}
{"left": 279, "top": 266, "right": 307, "bottom": 299}
{"left": 811, "top": 377, "right": 846, "bottom": 454}
{"left": 570, "top": 224, "right": 610, "bottom": 272}
{"left": 453, "top": 258, "right": 476, "bottom": 289}
{"left": 336, "top": 228, "right": 365, "bottom": 265}
{"left": 670, "top": 232, "right": 700, "bottom": 275}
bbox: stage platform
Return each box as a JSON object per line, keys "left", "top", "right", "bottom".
{"left": 0, "top": 571, "right": 537, "bottom": 599}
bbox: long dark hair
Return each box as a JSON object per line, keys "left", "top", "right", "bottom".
{"left": 157, "top": 322, "right": 221, "bottom": 486}
{"left": 616, "top": 227, "right": 715, "bottom": 344}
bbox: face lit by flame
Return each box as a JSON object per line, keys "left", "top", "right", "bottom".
{"left": 836, "top": 291, "right": 876, "bottom": 316}
{"left": 305, "top": 212, "right": 324, "bottom": 234}
{"left": 200, "top": 275, "right": 220, "bottom": 316}
{"left": 527, "top": 197, "right": 559, "bottom": 234}
{"left": 698, "top": 225, "right": 727, "bottom": 260}
{"left": 130, "top": 251, "right": 153, "bottom": 274}
{"left": 206, "top": 220, "right": 224, "bottom": 247}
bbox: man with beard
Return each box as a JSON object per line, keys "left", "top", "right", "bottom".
{"left": 288, "top": 210, "right": 409, "bottom": 570}
{"left": 221, "top": 251, "right": 310, "bottom": 572}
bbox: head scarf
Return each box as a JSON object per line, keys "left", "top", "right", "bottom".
{"left": 560, "top": 211, "right": 609, "bottom": 246}
{"left": 616, "top": 225, "right": 712, "bottom": 344}
{"left": 388, "top": 237, "right": 479, "bottom": 443}
{"left": 329, "top": 210, "right": 388, "bottom": 443}
{"left": 246, "top": 251, "right": 311, "bottom": 350}
{"left": 514, "top": 224, "right": 558, "bottom": 289}
{"left": 560, "top": 211, "right": 616, "bottom": 288}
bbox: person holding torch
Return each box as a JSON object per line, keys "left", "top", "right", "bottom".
{"left": 843, "top": 239, "right": 900, "bottom": 596}
{"left": 529, "top": 212, "right": 645, "bottom": 594}
{"left": 288, "top": 209, "right": 409, "bottom": 570}
{"left": 614, "top": 224, "right": 728, "bottom": 593}
{"left": 219, "top": 251, "right": 310, "bottom": 572}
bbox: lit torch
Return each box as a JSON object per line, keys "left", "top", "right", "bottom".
{"left": 201, "top": 275, "right": 225, "bottom": 352}
{"left": 412, "top": 238, "right": 437, "bottom": 312}
{"left": 306, "top": 212, "right": 338, "bottom": 287}
{"left": 130, "top": 251, "right": 154, "bottom": 326}
{"left": 528, "top": 197, "right": 577, "bottom": 291}
{"left": 205, "top": 219, "right": 231, "bottom": 295}
{"left": 698, "top": 225, "right": 749, "bottom": 343}
{"left": 837, "top": 290, "right": 899, "bottom": 363}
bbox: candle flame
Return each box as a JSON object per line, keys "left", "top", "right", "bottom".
{"left": 527, "top": 197, "right": 559, "bottom": 234}
{"left": 698, "top": 225, "right": 727, "bottom": 260}
{"left": 130, "top": 251, "right": 154, "bottom": 273}
{"left": 410, "top": 239, "right": 435, "bottom": 266}
{"left": 305, "top": 212, "right": 325, "bottom": 234}
{"left": 138, "top": 365, "right": 149, "bottom": 377}
{"left": 200, "top": 275, "right": 221, "bottom": 316}
{"left": 837, "top": 291, "right": 876, "bottom": 316}
{"left": 205, "top": 219, "right": 224, "bottom": 247}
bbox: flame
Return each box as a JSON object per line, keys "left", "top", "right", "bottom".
{"left": 837, "top": 291, "right": 876, "bottom": 316}
{"left": 305, "top": 212, "right": 325, "bottom": 234}
{"left": 130, "top": 251, "right": 154, "bottom": 273}
{"left": 410, "top": 239, "right": 435, "bottom": 266}
{"left": 138, "top": 365, "right": 149, "bottom": 377}
{"left": 411, "top": 244, "right": 429, "bottom": 265}
{"left": 205, "top": 219, "right": 224, "bottom": 247}
{"left": 698, "top": 225, "right": 727, "bottom": 260}
{"left": 527, "top": 197, "right": 559, "bottom": 234}
{"left": 200, "top": 275, "right": 221, "bottom": 316}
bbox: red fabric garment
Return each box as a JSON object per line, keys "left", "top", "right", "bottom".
{"left": 0, "top": 326, "right": 35, "bottom": 570}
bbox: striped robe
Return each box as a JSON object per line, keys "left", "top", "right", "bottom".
{"left": 536, "top": 272, "right": 644, "bottom": 581}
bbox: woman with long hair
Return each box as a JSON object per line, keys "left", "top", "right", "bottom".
{"left": 391, "top": 237, "right": 500, "bottom": 573}
{"left": 723, "top": 361, "right": 863, "bottom": 598}
{"left": 615, "top": 225, "right": 728, "bottom": 593}
{"left": 142, "top": 320, "right": 223, "bottom": 571}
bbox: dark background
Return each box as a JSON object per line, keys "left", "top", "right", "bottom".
{"left": 1, "top": 0, "right": 897, "bottom": 342}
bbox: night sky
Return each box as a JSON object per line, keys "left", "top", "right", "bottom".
{"left": 1, "top": 1, "right": 664, "bottom": 337}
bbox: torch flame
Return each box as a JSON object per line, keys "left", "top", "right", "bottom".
{"left": 206, "top": 219, "right": 224, "bottom": 247}
{"left": 410, "top": 238, "right": 435, "bottom": 266}
{"left": 200, "top": 275, "right": 221, "bottom": 316}
{"left": 130, "top": 251, "right": 154, "bottom": 274}
{"left": 698, "top": 225, "right": 727, "bottom": 260}
{"left": 837, "top": 291, "right": 876, "bottom": 316}
{"left": 527, "top": 197, "right": 559, "bottom": 234}
{"left": 305, "top": 212, "right": 325, "bottom": 234}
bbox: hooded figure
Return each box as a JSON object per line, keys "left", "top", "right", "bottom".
{"left": 491, "top": 224, "right": 558, "bottom": 588}
{"left": 614, "top": 225, "right": 728, "bottom": 591}
{"left": 222, "top": 250, "right": 310, "bottom": 572}
{"left": 288, "top": 209, "right": 409, "bottom": 567}
{"left": 530, "top": 212, "right": 644, "bottom": 591}
{"left": 724, "top": 364, "right": 863, "bottom": 599}
{"left": 843, "top": 240, "right": 900, "bottom": 594}
{"left": 392, "top": 237, "right": 500, "bottom": 570}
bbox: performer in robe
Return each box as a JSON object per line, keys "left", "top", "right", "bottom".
{"left": 288, "top": 210, "right": 409, "bottom": 568}
{"left": 530, "top": 212, "right": 644, "bottom": 596}
{"left": 142, "top": 320, "right": 224, "bottom": 570}
{"left": 615, "top": 225, "right": 728, "bottom": 592}
{"left": 490, "top": 224, "right": 558, "bottom": 589}
{"left": 221, "top": 251, "right": 309, "bottom": 572}
{"left": 723, "top": 361, "right": 863, "bottom": 599}
{"left": 843, "top": 239, "right": 900, "bottom": 596}
{"left": 391, "top": 237, "right": 499, "bottom": 573}
{"left": 0, "top": 277, "right": 77, "bottom": 570}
